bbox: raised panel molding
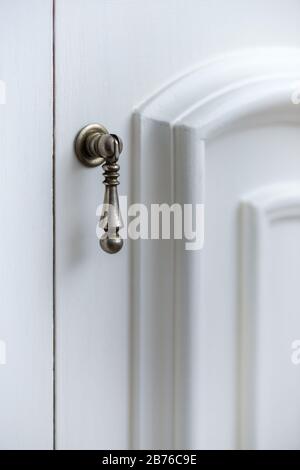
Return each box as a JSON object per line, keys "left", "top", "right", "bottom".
{"left": 133, "top": 49, "right": 300, "bottom": 449}
{"left": 241, "top": 184, "right": 300, "bottom": 450}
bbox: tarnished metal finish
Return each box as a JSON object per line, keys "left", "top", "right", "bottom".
{"left": 74, "top": 123, "right": 108, "bottom": 167}
{"left": 99, "top": 135, "right": 123, "bottom": 254}
{"left": 74, "top": 124, "right": 124, "bottom": 254}
{"left": 95, "top": 133, "right": 123, "bottom": 157}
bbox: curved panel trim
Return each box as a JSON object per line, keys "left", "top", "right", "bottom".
{"left": 242, "top": 183, "right": 300, "bottom": 221}
{"left": 136, "top": 48, "right": 300, "bottom": 138}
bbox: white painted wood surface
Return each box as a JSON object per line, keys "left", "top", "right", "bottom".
{"left": 52, "top": 0, "right": 300, "bottom": 450}
{"left": 0, "top": 0, "right": 299, "bottom": 451}
{"left": 136, "top": 49, "right": 300, "bottom": 449}
{"left": 241, "top": 185, "right": 300, "bottom": 449}
{"left": 0, "top": 0, "right": 53, "bottom": 449}
{"left": 3, "top": 0, "right": 300, "bottom": 451}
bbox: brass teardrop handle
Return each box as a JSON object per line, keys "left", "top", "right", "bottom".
{"left": 74, "top": 123, "right": 124, "bottom": 254}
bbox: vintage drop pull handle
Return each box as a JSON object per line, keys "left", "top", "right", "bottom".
{"left": 74, "top": 123, "right": 123, "bottom": 254}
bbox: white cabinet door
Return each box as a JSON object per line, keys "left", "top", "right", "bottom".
{"left": 55, "top": 0, "right": 300, "bottom": 450}
{"left": 2, "top": 0, "right": 300, "bottom": 450}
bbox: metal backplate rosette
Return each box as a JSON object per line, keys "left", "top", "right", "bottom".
{"left": 75, "top": 123, "right": 109, "bottom": 167}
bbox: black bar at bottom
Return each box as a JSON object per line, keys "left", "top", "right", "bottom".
{"left": 0, "top": 450, "right": 299, "bottom": 467}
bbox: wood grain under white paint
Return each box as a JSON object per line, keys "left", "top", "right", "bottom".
{"left": 0, "top": 0, "right": 53, "bottom": 449}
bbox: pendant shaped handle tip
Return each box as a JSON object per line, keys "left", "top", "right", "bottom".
{"left": 100, "top": 231, "right": 123, "bottom": 254}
